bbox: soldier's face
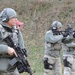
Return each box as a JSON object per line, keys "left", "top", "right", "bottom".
{"left": 57, "top": 27, "right": 62, "bottom": 31}
{"left": 6, "top": 17, "right": 17, "bottom": 27}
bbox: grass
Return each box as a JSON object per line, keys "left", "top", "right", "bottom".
{"left": 20, "top": 41, "right": 64, "bottom": 75}
{"left": 0, "top": 0, "right": 75, "bottom": 75}
{"left": 20, "top": 44, "right": 44, "bottom": 75}
{"left": 17, "top": 0, "right": 75, "bottom": 75}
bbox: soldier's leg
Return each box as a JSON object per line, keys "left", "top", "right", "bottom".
{"left": 63, "top": 55, "right": 73, "bottom": 75}
{"left": 13, "top": 68, "right": 19, "bottom": 75}
{"left": 0, "top": 69, "right": 20, "bottom": 75}
{"left": 43, "top": 55, "right": 55, "bottom": 75}
{"left": 44, "top": 69, "right": 53, "bottom": 75}
{"left": 64, "top": 67, "right": 71, "bottom": 75}
{"left": 71, "top": 58, "right": 75, "bottom": 75}
{"left": 54, "top": 57, "right": 62, "bottom": 75}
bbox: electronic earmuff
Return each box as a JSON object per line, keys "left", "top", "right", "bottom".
{"left": 1, "top": 8, "right": 9, "bottom": 22}
{"left": 52, "top": 26, "right": 57, "bottom": 30}
{"left": 51, "top": 22, "right": 58, "bottom": 30}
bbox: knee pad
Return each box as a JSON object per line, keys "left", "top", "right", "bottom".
{"left": 43, "top": 57, "right": 53, "bottom": 70}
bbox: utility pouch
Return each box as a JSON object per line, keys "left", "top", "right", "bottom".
{"left": 46, "top": 42, "right": 61, "bottom": 50}
{"left": 7, "top": 58, "right": 17, "bottom": 72}
{"left": 53, "top": 43, "right": 61, "bottom": 50}
{"left": 43, "top": 57, "right": 53, "bottom": 70}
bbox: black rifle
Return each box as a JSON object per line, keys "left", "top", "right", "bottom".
{"left": 61, "top": 24, "right": 74, "bottom": 37}
{"left": 3, "top": 35, "right": 32, "bottom": 75}
{"left": 53, "top": 24, "right": 75, "bottom": 36}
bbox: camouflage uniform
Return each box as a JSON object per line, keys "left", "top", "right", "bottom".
{"left": 0, "top": 8, "right": 25, "bottom": 75}
{"left": 62, "top": 34, "right": 75, "bottom": 75}
{"left": 43, "top": 21, "right": 63, "bottom": 75}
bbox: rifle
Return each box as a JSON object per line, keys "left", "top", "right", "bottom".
{"left": 3, "top": 35, "right": 32, "bottom": 75}
{"left": 53, "top": 24, "right": 75, "bottom": 36}
{"left": 61, "top": 24, "right": 74, "bottom": 37}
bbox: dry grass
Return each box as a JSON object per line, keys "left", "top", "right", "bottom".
{"left": 0, "top": 0, "right": 75, "bottom": 75}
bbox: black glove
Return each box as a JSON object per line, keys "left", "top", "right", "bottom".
{"left": 62, "top": 32, "right": 68, "bottom": 37}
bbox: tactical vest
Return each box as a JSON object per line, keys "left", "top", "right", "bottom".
{"left": 0, "top": 24, "right": 18, "bottom": 46}
{"left": 45, "top": 41, "right": 62, "bottom": 51}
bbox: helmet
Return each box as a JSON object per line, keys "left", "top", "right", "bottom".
{"left": 51, "top": 21, "right": 62, "bottom": 29}
{"left": 0, "top": 8, "right": 17, "bottom": 22}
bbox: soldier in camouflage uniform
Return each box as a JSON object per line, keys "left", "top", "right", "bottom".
{"left": 43, "top": 21, "right": 64, "bottom": 75}
{"left": 62, "top": 24, "right": 75, "bottom": 75}
{"left": 0, "top": 8, "right": 25, "bottom": 75}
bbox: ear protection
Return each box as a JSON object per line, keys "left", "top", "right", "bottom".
{"left": 52, "top": 25, "right": 57, "bottom": 30}
{"left": 51, "top": 22, "right": 58, "bottom": 30}
{"left": 1, "top": 8, "right": 9, "bottom": 22}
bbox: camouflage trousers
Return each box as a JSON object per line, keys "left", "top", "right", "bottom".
{"left": 63, "top": 54, "right": 75, "bottom": 75}
{"left": 0, "top": 69, "right": 20, "bottom": 75}
{"left": 43, "top": 55, "right": 62, "bottom": 75}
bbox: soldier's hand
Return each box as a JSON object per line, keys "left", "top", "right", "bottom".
{"left": 8, "top": 47, "right": 17, "bottom": 57}
{"left": 62, "top": 32, "right": 68, "bottom": 37}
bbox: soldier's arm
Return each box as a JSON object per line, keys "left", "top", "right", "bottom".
{"left": 45, "top": 31, "right": 63, "bottom": 43}
{"left": 18, "top": 30, "right": 25, "bottom": 49}
{"left": 0, "top": 26, "right": 16, "bottom": 55}
{"left": 0, "top": 44, "right": 8, "bottom": 54}
{"left": 66, "top": 42, "right": 75, "bottom": 47}
{"left": 62, "top": 35, "right": 73, "bottom": 43}
{"left": 0, "top": 26, "right": 8, "bottom": 54}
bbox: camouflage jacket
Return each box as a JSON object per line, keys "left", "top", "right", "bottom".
{"left": 62, "top": 35, "right": 75, "bottom": 55}
{"left": 0, "top": 21, "right": 25, "bottom": 72}
{"left": 44, "top": 30, "right": 63, "bottom": 57}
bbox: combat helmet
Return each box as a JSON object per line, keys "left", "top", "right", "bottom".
{"left": 0, "top": 8, "right": 17, "bottom": 22}
{"left": 51, "top": 21, "right": 62, "bottom": 30}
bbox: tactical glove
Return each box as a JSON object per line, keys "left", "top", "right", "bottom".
{"left": 62, "top": 32, "right": 68, "bottom": 37}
